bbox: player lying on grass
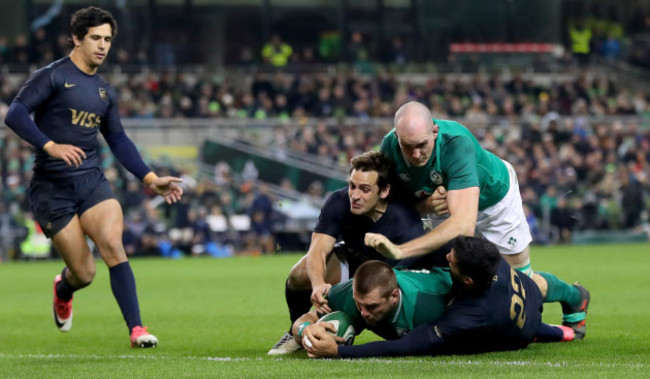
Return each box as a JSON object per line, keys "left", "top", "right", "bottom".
{"left": 379, "top": 101, "right": 589, "bottom": 336}
{"left": 302, "top": 237, "right": 582, "bottom": 358}
{"left": 269, "top": 151, "right": 441, "bottom": 355}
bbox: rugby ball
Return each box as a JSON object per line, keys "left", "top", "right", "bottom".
{"left": 303, "top": 311, "right": 355, "bottom": 347}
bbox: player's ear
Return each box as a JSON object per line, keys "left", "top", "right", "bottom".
{"left": 72, "top": 34, "right": 82, "bottom": 47}
{"left": 432, "top": 122, "right": 439, "bottom": 136}
{"left": 379, "top": 184, "right": 390, "bottom": 199}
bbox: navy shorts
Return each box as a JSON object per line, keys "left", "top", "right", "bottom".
{"left": 29, "top": 168, "right": 116, "bottom": 238}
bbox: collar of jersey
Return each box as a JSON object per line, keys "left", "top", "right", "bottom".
{"left": 391, "top": 288, "right": 404, "bottom": 324}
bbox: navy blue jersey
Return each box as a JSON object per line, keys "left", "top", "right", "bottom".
{"left": 433, "top": 258, "right": 542, "bottom": 353}
{"left": 314, "top": 188, "right": 424, "bottom": 261}
{"left": 338, "top": 258, "right": 543, "bottom": 358}
{"left": 13, "top": 57, "right": 122, "bottom": 178}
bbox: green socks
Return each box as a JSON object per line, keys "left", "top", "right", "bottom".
{"left": 537, "top": 271, "right": 581, "bottom": 313}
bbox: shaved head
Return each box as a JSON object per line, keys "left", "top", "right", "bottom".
{"left": 393, "top": 102, "right": 438, "bottom": 167}
{"left": 394, "top": 101, "right": 434, "bottom": 134}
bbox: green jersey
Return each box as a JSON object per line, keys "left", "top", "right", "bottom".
{"left": 380, "top": 119, "right": 509, "bottom": 210}
{"left": 326, "top": 267, "right": 452, "bottom": 340}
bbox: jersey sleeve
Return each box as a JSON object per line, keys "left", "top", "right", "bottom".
{"left": 100, "top": 86, "right": 152, "bottom": 180}
{"left": 13, "top": 66, "right": 56, "bottom": 112}
{"left": 5, "top": 67, "right": 56, "bottom": 149}
{"left": 338, "top": 323, "right": 446, "bottom": 358}
{"left": 441, "top": 135, "right": 480, "bottom": 191}
{"left": 434, "top": 296, "right": 485, "bottom": 338}
{"left": 327, "top": 281, "right": 366, "bottom": 333}
{"left": 313, "top": 190, "right": 346, "bottom": 238}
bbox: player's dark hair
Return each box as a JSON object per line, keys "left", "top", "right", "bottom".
{"left": 353, "top": 260, "right": 397, "bottom": 298}
{"left": 349, "top": 151, "right": 395, "bottom": 191}
{"left": 68, "top": 6, "right": 117, "bottom": 48}
{"left": 452, "top": 236, "right": 501, "bottom": 291}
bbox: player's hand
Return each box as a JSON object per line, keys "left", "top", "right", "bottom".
{"left": 311, "top": 283, "right": 332, "bottom": 314}
{"left": 44, "top": 142, "right": 86, "bottom": 168}
{"left": 430, "top": 186, "right": 449, "bottom": 216}
{"left": 303, "top": 324, "right": 340, "bottom": 358}
{"left": 299, "top": 322, "right": 343, "bottom": 347}
{"left": 148, "top": 176, "right": 184, "bottom": 204}
{"left": 365, "top": 232, "right": 403, "bottom": 259}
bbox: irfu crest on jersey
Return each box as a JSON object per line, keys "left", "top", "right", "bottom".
{"left": 430, "top": 170, "right": 443, "bottom": 185}
{"left": 99, "top": 88, "right": 108, "bottom": 102}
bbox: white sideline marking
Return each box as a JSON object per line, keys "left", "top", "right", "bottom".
{"left": 0, "top": 354, "right": 645, "bottom": 369}
{"left": 0, "top": 353, "right": 251, "bottom": 362}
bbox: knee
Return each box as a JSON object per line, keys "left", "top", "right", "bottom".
{"left": 503, "top": 247, "right": 530, "bottom": 267}
{"left": 68, "top": 265, "right": 96, "bottom": 287}
{"left": 287, "top": 267, "right": 310, "bottom": 290}
{"left": 97, "top": 235, "right": 126, "bottom": 260}
{"left": 532, "top": 273, "right": 548, "bottom": 298}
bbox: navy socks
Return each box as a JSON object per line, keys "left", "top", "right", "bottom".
{"left": 109, "top": 261, "right": 142, "bottom": 331}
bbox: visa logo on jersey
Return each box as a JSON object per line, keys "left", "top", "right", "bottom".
{"left": 69, "top": 108, "right": 102, "bottom": 128}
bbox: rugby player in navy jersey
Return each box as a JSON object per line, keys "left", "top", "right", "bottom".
{"left": 304, "top": 236, "right": 569, "bottom": 358}
{"left": 4, "top": 7, "right": 183, "bottom": 348}
{"left": 269, "top": 151, "right": 438, "bottom": 355}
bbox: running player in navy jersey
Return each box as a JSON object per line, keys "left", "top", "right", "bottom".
{"left": 4, "top": 7, "right": 183, "bottom": 348}
{"left": 268, "top": 151, "right": 434, "bottom": 355}
{"left": 304, "top": 236, "right": 561, "bottom": 358}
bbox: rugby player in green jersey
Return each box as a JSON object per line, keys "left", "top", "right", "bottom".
{"left": 302, "top": 237, "right": 576, "bottom": 358}
{"left": 292, "top": 261, "right": 453, "bottom": 345}
{"left": 268, "top": 152, "right": 430, "bottom": 355}
{"left": 375, "top": 101, "right": 589, "bottom": 339}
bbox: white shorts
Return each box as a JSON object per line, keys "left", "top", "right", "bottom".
{"left": 475, "top": 160, "right": 532, "bottom": 255}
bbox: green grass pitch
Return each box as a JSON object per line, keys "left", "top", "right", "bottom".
{"left": 1, "top": 243, "right": 648, "bottom": 378}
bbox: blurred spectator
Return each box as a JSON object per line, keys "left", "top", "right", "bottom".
{"left": 600, "top": 33, "right": 621, "bottom": 61}
{"left": 568, "top": 18, "right": 592, "bottom": 66}
{"left": 383, "top": 37, "right": 407, "bottom": 67}
{"left": 524, "top": 203, "right": 548, "bottom": 245}
{"left": 196, "top": 206, "right": 233, "bottom": 257}
{"left": 262, "top": 34, "right": 293, "bottom": 67}
{"left": 246, "top": 182, "right": 276, "bottom": 255}
{"left": 121, "top": 180, "right": 146, "bottom": 213}
{"left": 17, "top": 212, "right": 51, "bottom": 259}
{"left": 0, "top": 202, "right": 21, "bottom": 261}
{"left": 12, "top": 34, "right": 30, "bottom": 64}
{"left": 550, "top": 196, "right": 577, "bottom": 243}
{"left": 345, "top": 31, "right": 368, "bottom": 64}
{"left": 0, "top": 36, "right": 10, "bottom": 64}
{"left": 619, "top": 167, "right": 645, "bottom": 229}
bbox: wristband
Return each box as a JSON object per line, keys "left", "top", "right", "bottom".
{"left": 297, "top": 322, "right": 312, "bottom": 339}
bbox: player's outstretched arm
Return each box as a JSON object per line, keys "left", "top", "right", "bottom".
{"left": 143, "top": 172, "right": 183, "bottom": 204}
{"left": 335, "top": 323, "right": 443, "bottom": 358}
{"left": 305, "top": 233, "right": 336, "bottom": 313}
{"left": 398, "top": 186, "right": 479, "bottom": 258}
{"left": 365, "top": 232, "right": 403, "bottom": 259}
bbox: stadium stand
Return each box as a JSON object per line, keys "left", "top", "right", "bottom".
{"left": 1, "top": 1, "right": 649, "bottom": 261}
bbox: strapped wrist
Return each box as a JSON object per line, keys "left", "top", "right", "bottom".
{"left": 297, "top": 322, "right": 312, "bottom": 339}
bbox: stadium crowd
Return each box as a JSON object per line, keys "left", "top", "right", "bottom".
{"left": 1, "top": 23, "right": 650, "bottom": 260}
{"left": 0, "top": 130, "right": 285, "bottom": 260}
